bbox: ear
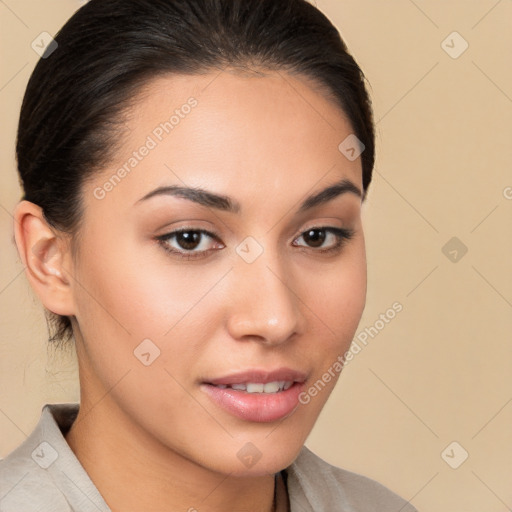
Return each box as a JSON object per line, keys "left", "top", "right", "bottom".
{"left": 13, "top": 200, "right": 76, "bottom": 316}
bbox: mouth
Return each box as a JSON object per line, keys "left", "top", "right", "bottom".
{"left": 212, "top": 381, "right": 294, "bottom": 393}
{"left": 201, "top": 368, "right": 307, "bottom": 423}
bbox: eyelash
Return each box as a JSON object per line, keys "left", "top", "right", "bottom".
{"left": 156, "top": 226, "right": 355, "bottom": 261}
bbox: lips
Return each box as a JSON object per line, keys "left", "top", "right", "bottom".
{"left": 217, "top": 381, "right": 294, "bottom": 393}
{"left": 206, "top": 368, "right": 307, "bottom": 386}
{"left": 201, "top": 368, "right": 307, "bottom": 423}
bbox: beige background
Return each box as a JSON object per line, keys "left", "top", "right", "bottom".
{"left": 1, "top": 1, "right": 511, "bottom": 510}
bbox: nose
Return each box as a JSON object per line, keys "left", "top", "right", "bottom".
{"left": 225, "top": 246, "right": 305, "bottom": 346}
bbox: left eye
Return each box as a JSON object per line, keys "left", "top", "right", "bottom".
{"left": 292, "top": 227, "right": 354, "bottom": 253}
{"left": 156, "top": 226, "right": 354, "bottom": 260}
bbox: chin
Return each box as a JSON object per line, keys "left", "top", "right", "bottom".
{"left": 202, "top": 431, "right": 307, "bottom": 478}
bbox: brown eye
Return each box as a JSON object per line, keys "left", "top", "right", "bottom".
{"left": 293, "top": 226, "right": 355, "bottom": 253}
{"left": 302, "top": 228, "right": 326, "bottom": 248}
{"left": 156, "top": 228, "right": 223, "bottom": 260}
{"left": 174, "top": 231, "right": 203, "bottom": 251}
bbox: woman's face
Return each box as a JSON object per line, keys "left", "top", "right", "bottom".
{"left": 69, "top": 69, "right": 367, "bottom": 476}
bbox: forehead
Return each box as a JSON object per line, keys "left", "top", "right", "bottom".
{"left": 85, "top": 69, "right": 362, "bottom": 213}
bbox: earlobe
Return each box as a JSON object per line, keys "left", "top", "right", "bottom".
{"left": 13, "top": 200, "right": 76, "bottom": 316}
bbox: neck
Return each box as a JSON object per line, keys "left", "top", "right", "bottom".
{"left": 65, "top": 395, "right": 277, "bottom": 512}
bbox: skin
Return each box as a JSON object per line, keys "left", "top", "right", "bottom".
{"left": 14, "top": 69, "right": 367, "bottom": 512}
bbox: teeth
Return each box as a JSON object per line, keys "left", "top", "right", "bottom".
{"left": 215, "top": 381, "right": 294, "bottom": 393}
{"left": 246, "top": 383, "right": 264, "bottom": 393}
{"left": 263, "top": 382, "right": 280, "bottom": 393}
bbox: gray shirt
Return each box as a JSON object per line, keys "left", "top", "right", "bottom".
{"left": 0, "top": 404, "right": 418, "bottom": 511}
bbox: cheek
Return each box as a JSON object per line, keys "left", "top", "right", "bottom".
{"left": 293, "top": 258, "right": 366, "bottom": 422}
{"left": 73, "top": 232, "right": 220, "bottom": 337}
{"left": 71, "top": 239, "right": 213, "bottom": 412}
{"left": 301, "top": 237, "right": 366, "bottom": 397}
{"left": 310, "top": 238, "right": 367, "bottom": 343}
{"left": 71, "top": 234, "right": 232, "bottom": 392}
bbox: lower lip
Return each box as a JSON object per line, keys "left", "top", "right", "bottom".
{"left": 201, "top": 382, "right": 304, "bottom": 423}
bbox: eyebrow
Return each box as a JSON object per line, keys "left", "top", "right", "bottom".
{"left": 136, "top": 178, "right": 362, "bottom": 213}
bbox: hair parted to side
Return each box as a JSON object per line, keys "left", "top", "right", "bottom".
{"left": 16, "top": 0, "right": 375, "bottom": 344}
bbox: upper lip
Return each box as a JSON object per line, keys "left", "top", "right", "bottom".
{"left": 205, "top": 368, "right": 308, "bottom": 386}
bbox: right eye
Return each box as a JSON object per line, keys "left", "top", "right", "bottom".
{"left": 156, "top": 228, "right": 224, "bottom": 260}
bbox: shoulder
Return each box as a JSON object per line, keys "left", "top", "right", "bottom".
{"left": 0, "top": 403, "right": 109, "bottom": 512}
{"left": 285, "top": 446, "right": 418, "bottom": 512}
{"left": 0, "top": 418, "right": 72, "bottom": 511}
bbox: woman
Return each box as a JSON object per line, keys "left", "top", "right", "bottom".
{"left": 1, "top": 0, "right": 418, "bottom": 510}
